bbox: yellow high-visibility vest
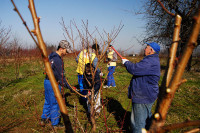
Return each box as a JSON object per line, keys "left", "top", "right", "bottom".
{"left": 108, "top": 51, "right": 116, "bottom": 66}
{"left": 76, "top": 49, "right": 96, "bottom": 75}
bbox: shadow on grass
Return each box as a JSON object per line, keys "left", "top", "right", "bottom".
{"left": 161, "top": 65, "right": 167, "bottom": 70}
{"left": 64, "top": 92, "right": 74, "bottom": 108}
{"left": 0, "top": 78, "right": 25, "bottom": 89}
{"left": 106, "top": 97, "right": 131, "bottom": 132}
{"left": 0, "top": 120, "right": 24, "bottom": 133}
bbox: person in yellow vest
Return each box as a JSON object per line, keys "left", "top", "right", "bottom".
{"left": 76, "top": 44, "right": 100, "bottom": 95}
{"left": 104, "top": 45, "right": 117, "bottom": 88}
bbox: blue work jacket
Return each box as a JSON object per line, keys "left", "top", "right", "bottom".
{"left": 46, "top": 52, "right": 72, "bottom": 90}
{"left": 124, "top": 54, "right": 160, "bottom": 104}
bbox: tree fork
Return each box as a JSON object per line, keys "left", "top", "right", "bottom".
{"left": 149, "top": 7, "right": 200, "bottom": 133}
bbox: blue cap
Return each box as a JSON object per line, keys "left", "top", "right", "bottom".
{"left": 145, "top": 42, "right": 160, "bottom": 54}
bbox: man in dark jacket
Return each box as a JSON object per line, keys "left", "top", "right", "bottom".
{"left": 122, "top": 42, "right": 161, "bottom": 133}
{"left": 41, "top": 40, "right": 73, "bottom": 128}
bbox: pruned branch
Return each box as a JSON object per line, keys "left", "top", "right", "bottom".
{"left": 10, "top": 0, "right": 39, "bottom": 48}
{"left": 166, "top": 14, "right": 182, "bottom": 87}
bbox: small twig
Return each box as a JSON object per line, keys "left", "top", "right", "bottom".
{"left": 157, "top": 0, "right": 175, "bottom": 17}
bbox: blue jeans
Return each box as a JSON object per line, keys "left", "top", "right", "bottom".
{"left": 41, "top": 79, "right": 61, "bottom": 126}
{"left": 107, "top": 66, "right": 116, "bottom": 86}
{"left": 131, "top": 103, "right": 153, "bottom": 133}
{"left": 78, "top": 74, "right": 87, "bottom": 101}
{"left": 78, "top": 74, "right": 84, "bottom": 92}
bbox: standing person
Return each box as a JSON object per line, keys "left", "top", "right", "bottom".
{"left": 76, "top": 44, "right": 100, "bottom": 96}
{"left": 83, "top": 63, "right": 101, "bottom": 115}
{"left": 122, "top": 42, "right": 161, "bottom": 133}
{"left": 40, "top": 40, "right": 73, "bottom": 128}
{"left": 104, "top": 45, "right": 117, "bottom": 88}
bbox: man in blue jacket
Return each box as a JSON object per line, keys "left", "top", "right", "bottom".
{"left": 41, "top": 40, "right": 73, "bottom": 128}
{"left": 122, "top": 42, "right": 160, "bottom": 133}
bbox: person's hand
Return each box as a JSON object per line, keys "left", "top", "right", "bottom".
{"left": 87, "top": 91, "right": 91, "bottom": 96}
{"left": 122, "top": 58, "right": 129, "bottom": 64}
{"left": 73, "top": 86, "right": 78, "bottom": 92}
{"left": 100, "top": 72, "right": 103, "bottom": 77}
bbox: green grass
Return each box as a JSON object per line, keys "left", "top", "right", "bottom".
{"left": 0, "top": 56, "right": 199, "bottom": 133}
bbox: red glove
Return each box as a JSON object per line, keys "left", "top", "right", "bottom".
{"left": 88, "top": 90, "right": 91, "bottom": 96}
{"left": 73, "top": 86, "right": 78, "bottom": 91}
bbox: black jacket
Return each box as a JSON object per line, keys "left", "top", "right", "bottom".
{"left": 83, "top": 70, "right": 101, "bottom": 94}
{"left": 46, "top": 52, "right": 72, "bottom": 90}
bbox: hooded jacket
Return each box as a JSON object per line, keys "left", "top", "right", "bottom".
{"left": 124, "top": 54, "right": 160, "bottom": 104}
{"left": 83, "top": 69, "right": 101, "bottom": 94}
{"left": 46, "top": 52, "right": 72, "bottom": 90}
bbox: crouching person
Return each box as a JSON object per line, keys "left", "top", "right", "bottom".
{"left": 83, "top": 63, "right": 101, "bottom": 117}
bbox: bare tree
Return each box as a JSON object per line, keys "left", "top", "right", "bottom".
{"left": 0, "top": 20, "right": 11, "bottom": 65}
{"left": 143, "top": 0, "right": 200, "bottom": 71}
{"left": 147, "top": 3, "right": 200, "bottom": 133}
{"left": 60, "top": 18, "right": 123, "bottom": 132}
{"left": 0, "top": 21, "right": 11, "bottom": 49}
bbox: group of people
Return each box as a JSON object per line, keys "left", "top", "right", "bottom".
{"left": 40, "top": 40, "right": 161, "bottom": 133}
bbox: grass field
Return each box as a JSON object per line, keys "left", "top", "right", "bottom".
{"left": 0, "top": 56, "right": 199, "bottom": 133}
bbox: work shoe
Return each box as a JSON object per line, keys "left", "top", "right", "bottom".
{"left": 40, "top": 118, "right": 49, "bottom": 126}
{"left": 103, "top": 85, "right": 111, "bottom": 88}
{"left": 53, "top": 123, "right": 64, "bottom": 128}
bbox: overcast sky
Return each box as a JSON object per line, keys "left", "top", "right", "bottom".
{"left": 1, "top": 0, "right": 147, "bottom": 54}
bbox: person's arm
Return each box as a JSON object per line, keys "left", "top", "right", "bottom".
{"left": 63, "top": 76, "right": 73, "bottom": 90}
{"left": 92, "top": 57, "right": 101, "bottom": 73}
{"left": 53, "top": 58, "right": 73, "bottom": 90}
{"left": 75, "top": 52, "right": 80, "bottom": 63}
{"left": 94, "top": 71, "right": 101, "bottom": 94}
{"left": 112, "top": 52, "right": 117, "bottom": 62}
{"left": 124, "top": 59, "right": 151, "bottom": 76}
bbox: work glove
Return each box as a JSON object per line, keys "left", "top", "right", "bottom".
{"left": 122, "top": 58, "right": 129, "bottom": 64}
{"left": 100, "top": 72, "right": 103, "bottom": 77}
{"left": 87, "top": 90, "right": 91, "bottom": 96}
{"left": 71, "top": 86, "right": 78, "bottom": 92}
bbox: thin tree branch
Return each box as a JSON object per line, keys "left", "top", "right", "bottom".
{"left": 157, "top": 0, "right": 175, "bottom": 17}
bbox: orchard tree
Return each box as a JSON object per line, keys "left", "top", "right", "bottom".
{"left": 143, "top": 0, "right": 200, "bottom": 71}
{"left": 0, "top": 20, "right": 11, "bottom": 57}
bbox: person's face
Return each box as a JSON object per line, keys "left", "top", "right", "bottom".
{"left": 61, "top": 48, "right": 67, "bottom": 56}
{"left": 144, "top": 45, "right": 154, "bottom": 56}
{"left": 108, "top": 47, "right": 112, "bottom": 52}
{"left": 85, "top": 67, "right": 93, "bottom": 75}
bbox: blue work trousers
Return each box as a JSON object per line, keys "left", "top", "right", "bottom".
{"left": 78, "top": 74, "right": 84, "bottom": 92}
{"left": 41, "top": 79, "right": 61, "bottom": 126}
{"left": 107, "top": 66, "right": 116, "bottom": 87}
{"left": 78, "top": 74, "right": 87, "bottom": 101}
{"left": 131, "top": 103, "right": 153, "bottom": 133}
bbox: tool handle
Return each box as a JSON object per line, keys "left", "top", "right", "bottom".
{"left": 111, "top": 46, "right": 126, "bottom": 59}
